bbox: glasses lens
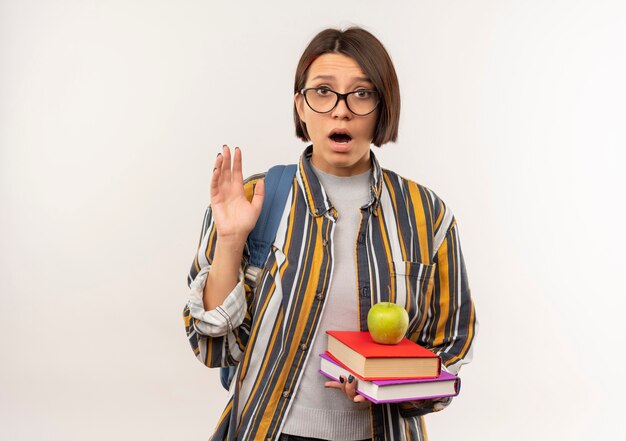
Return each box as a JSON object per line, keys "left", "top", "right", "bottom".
{"left": 304, "top": 89, "right": 337, "bottom": 113}
{"left": 346, "top": 90, "right": 379, "bottom": 115}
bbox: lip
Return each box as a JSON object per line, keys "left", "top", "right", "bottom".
{"left": 328, "top": 137, "right": 352, "bottom": 153}
{"left": 327, "top": 128, "right": 353, "bottom": 152}
{"left": 328, "top": 128, "right": 353, "bottom": 139}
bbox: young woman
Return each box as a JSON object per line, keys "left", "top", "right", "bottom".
{"left": 184, "top": 27, "right": 477, "bottom": 441}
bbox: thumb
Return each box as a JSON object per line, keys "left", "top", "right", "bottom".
{"left": 250, "top": 179, "right": 265, "bottom": 215}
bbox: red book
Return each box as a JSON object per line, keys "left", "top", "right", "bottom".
{"left": 326, "top": 330, "right": 441, "bottom": 380}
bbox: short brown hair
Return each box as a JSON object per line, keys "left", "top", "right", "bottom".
{"left": 293, "top": 27, "right": 400, "bottom": 147}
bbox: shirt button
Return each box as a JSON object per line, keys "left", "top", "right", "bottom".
{"left": 300, "top": 343, "right": 307, "bottom": 351}
{"left": 322, "top": 239, "right": 328, "bottom": 247}
{"left": 316, "top": 292, "right": 324, "bottom": 301}
{"left": 361, "top": 286, "right": 370, "bottom": 297}
{"left": 282, "top": 390, "right": 290, "bottom": 398}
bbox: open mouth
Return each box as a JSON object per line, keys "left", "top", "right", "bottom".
{"left": 329, "top": 130, "right": 353, "bottom": 144}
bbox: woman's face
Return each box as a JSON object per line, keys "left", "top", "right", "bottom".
{"left": 295, "top": 53, "right": 378, "bottom": 177}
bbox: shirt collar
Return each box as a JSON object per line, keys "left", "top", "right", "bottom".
{"left": 296, "top": 145, "right": 383, "bottom": 218}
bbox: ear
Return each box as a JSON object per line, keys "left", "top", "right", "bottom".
{"left": 294, "top": 92, "right": 307, "bottom": 123}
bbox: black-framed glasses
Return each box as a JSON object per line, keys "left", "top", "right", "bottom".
{"left": 300, "top": 87, "right": 379, "bottom": 116}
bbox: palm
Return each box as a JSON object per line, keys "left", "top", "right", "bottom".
{"left": 210, "top": 146, "right": 264, "bottom": 242}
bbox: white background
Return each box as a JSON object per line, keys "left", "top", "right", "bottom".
{"left": 1, "top": 1, "right": 625, "bottom": 440}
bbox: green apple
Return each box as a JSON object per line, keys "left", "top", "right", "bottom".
{"left": 367, "top": 302, "right": 409, "bottom": 344}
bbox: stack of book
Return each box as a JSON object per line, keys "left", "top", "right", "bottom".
{"left": 320, "top": 331, "right": 460, "bottom": 404}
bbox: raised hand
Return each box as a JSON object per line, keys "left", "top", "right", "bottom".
{"left": 201, "top": 145, "right": 265, "bottom": 310}
{"left": 210, "top": 145, "right": 265, "bottom": 245}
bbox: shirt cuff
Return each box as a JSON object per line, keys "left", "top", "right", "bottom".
{"left": 187, "top": 267, "right": 247, "bottom": 337}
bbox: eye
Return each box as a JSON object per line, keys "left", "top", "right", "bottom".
{"left": 353, "top": 89, "right": 373, "bottom": 99}
{"left": 316, "top": 87, "right": 332, "bottom": 96}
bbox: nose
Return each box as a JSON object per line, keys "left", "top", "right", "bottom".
{"left": 330, "top": 96, "right": 353, "bottom": 120}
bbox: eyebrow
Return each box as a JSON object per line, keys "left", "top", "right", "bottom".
{"left": 309, "top": 74, "right": 372, "bottom": 83}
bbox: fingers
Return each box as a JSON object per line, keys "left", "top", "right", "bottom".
{"left": 344, "top": 375, "right": 360, "bottom": 402}
{"left": 324, "top": 379, "right": 343, "bottom": 390}
{"left": 211, "top": 145, "right": 243, "bottom": 201}
{"left": 210, "top": 152, "right": 223, "bottom": 200}
{"left": 221, "top": 145, "right": 232, "bottom": 182}
{"left": 324, "top": 376, "right": 365, "bottom": 403}
{"left": 352, "top": 394, "right": 368, "bottom": 403}
{"left": 232, "top": 146, "right": 244, "bottom": 183}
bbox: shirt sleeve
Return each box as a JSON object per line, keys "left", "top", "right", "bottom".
{"left": 187, "top": 266, "right": 247, "bottom": 337}
{"left": 182, "top": 205, "right": 253, "bottom": 369}
{"left": 401, "top": 210, "right": 478, "bottom": 417}
{"left": 426, "top": 219, "right": 477, "bottom": 374}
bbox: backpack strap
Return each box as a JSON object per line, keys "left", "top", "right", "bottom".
{"left": 220, "top": 163, "right": 296, "bottom": 391}
{"left": 247, "top": 164, "right": 297, "bottom": 268}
